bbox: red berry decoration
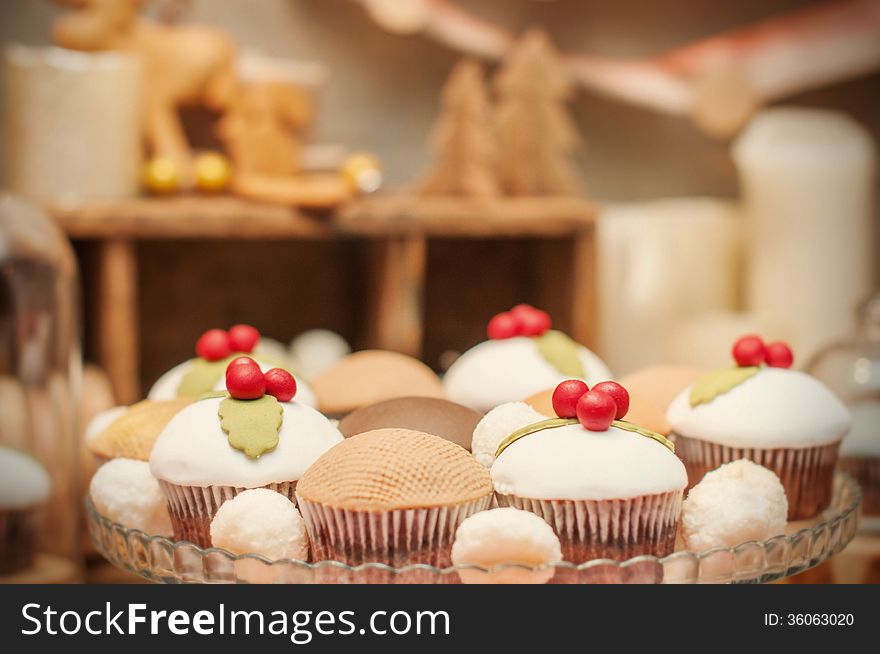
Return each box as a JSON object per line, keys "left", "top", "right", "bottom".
{"left": 591, "top": 381, "right": 629, "bottom": 420}
{"left": 264, "top": 368, "right": 297, "bottom": 402}
{"left": 487, "top": 311, "right": 521, "bottom": 340}
{"left": 228, "top": 324, "right": 260, "bottom": 353}
{"left": 576, "top": 390, "right": 617, "bottom": 432}
{"left": 732, "top": 335, "right": 766, "bottom": 367}
{"left": 225, "top": 357, "right": 266, "bottom": 400}
{"left": 516, "top": 306, "right": 552, "bottom": 337}
{"left": 552, "top": 379, "right": 589, "bottom": 418}
{"left": 765, "top": 341, "right": 794, "bottom": 369}
{"left": 196, "top": 328, "right": 232, "bottom": 361}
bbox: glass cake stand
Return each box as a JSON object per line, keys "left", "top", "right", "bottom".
{"left": 87, "top": 472, "right": 861, "bottom": 584}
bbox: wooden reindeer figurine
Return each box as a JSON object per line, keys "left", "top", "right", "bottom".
{"left": 52, "top": 0, "right": 238, "bottom": 176}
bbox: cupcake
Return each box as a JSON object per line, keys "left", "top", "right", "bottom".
{"left": 667, "top": 336, "right": 850, "bottom": 520}
{"left": 87, "top": 399, "right": 191, "bottom": 463}
{"left": 296, "top": 428, "right": 493, "bottom": 567}
{"left": 150, "top": 357, "right": 342, "bottom": 547}
{"left": 491, "top": 380, "right": 686, "bottom": 562}
{"left": 338, "top": 397, "right": 482, "bottom": 450}
{"left": 148, "top": 324, "right": 317, "bottom": 408}
{"left": 0, "top": 446, "right": 51, "bottom": 574}
{"left": 444, "top": 305, "right": 612, "bottom": 413}
{"left": 311, "top": 350, "right": 444, "bottom": 418}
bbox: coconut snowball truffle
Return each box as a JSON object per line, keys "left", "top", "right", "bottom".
{"left": 210, "top": 489, "right": 308, "bottom": 560}
{"left": 471, "top": 402, "right": 547, "bottom": 468}
{"left": 443, "top": 306, "right": 612, "bottom": 413}
{"left": 682, "top": 459, "right": 788, "bottom": 552}
{"left": 452, "top": 508, "right": 562, "bottom": 584}
{"left": 90, "top": 458, "right": 172, "bottom": 536}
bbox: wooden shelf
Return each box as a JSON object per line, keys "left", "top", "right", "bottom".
{"left": 337, "top": 194, "right": 596, "bottom": 237}
{"left": 48, "top": 194, "right": 598, "bottom": 404}
{"left": 47, "top": 195, "right": 333, "bottom": 240}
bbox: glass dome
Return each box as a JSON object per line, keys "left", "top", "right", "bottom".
{"left": 0, "top": 194, "right": 81, "bottom": 582}
{"left": 807, "top": 292, "right": 880, "bottom": 526}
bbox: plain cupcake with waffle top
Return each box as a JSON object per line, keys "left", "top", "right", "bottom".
{"left": 488, "top": 379, "right": 687, "bottom": 562}
{"left": 443, "top": 305, "right": 612, "bottom": 413}
{"left": 149, "top": 356, "right": 342, "bottom": 547}
{"left": 667, "top": 336, "right": 850, "bottom": 520}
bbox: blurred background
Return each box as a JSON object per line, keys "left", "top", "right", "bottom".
{"left": 0, "top": 0, "right": 877, "bottom": 583}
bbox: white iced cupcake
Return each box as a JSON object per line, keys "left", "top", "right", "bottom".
{"left": 90, "top": 458, "right": 172, "bottom": 536}
{"left": 667, "top": 341, "right": 850, "bottom": 520}
{"left": 682, "top": 459, "right": 787, "bottom": 551}
{"left": 148, "top": 325, "right": 316, "bottom": 408}
{"left": 444, "top": 306, "right": 611, "bottom": 413}
{"left": 150, "top": 364, "right": 342, "bottom": 548}
{"left": 452, "top": 507, "right": 561, "bottom": 584}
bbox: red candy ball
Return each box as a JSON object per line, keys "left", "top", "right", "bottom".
{"left": 228, "top": 324, "right": 260, "bottom": 353}
{"left": 576, "top": 390, "right": 617, "bottom": 432}
{"left": 264, "top": 368, "right": 297, "bottom": 402}
{"left": 487, "top": 311, "right": 521, "bottom": 340}
{"left": 225, "top": 357, "right": 266, "bottom": 400}
{"left": 517, "top": 307, "right": 552, "bottom": 337}
{"left": 552, "top": 379, "right": 589, "bottom": 418}
{"left": 732, "top": 335, "right": 766, "bottom": 367}
{"left": 765, "top": 341, "right": 794, "bottom": 369}
{"left": 196, "top": 328, "right": 232, "bottom": 361}
{"left": 591, "top": 381, "right": 629, "bottom": 420}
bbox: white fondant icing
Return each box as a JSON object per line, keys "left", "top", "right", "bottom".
{"left": 147, "top": 357, "right": 317, "bottom": 408}
{"left": 443, "top": 336, "right": 613, "bottom": 413}
{"left": 666, "top": 368, "right": 850, "bottom": 449}
{"left": 490, "top": 423, "right": 686, "bottom": 500}
{"left": 84, "top": 405, "right": 128, "bottom": 445}
{"left": 0, "top": 446, "right": 51, "bottom": 508}
{"left": 150, "top": 396, "right": 342, "bottom": 488}
{"left": 840, "top": 402, "right": 880, "bottom": 458}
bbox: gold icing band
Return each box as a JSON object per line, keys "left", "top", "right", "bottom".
{"left": 494, "top": 417, "right": 675, "bottom": 459}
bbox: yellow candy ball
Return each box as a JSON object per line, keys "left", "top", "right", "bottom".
{"left": 194, "top": 152, "right": 232, "bottom": 193}
{"left": 341, "top": 152, "right": 382, "bottom": 193}
{"left": 143, "top": 157, "right": 180, "bottom": 194}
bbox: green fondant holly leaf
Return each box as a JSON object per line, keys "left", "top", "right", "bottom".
{"left": 689, "top": 366, "right": 759, "bottom": 408}
{"left": 177, "top": 356, "right": 236, "bottom": 398}
{"left": 611, "top": 420, "right": 675, "bottom": 453}
{"left": 218, "top": 395, "right": 283, "bottom": 459}
{"left": 534, "top": 330, "right": 585, "bottom": 377}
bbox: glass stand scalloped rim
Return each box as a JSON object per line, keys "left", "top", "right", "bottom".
{"left": 86, "top": 472, "right": 861, "bottom": 585}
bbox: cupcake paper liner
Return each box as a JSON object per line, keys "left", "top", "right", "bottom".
{"left": 297, "top": 494, "right": 492, "bottom": 580}
{"left": 0, "top": 509, "right": 38, "bottom": 575}
{"left": 675, "top": 435, "right": 839, "bottom": 520}
{"left": 838, "top": 456, "right": 880, "bottom": 516}
{"left": 497, "top": 491, "right": 682, "bottom": 564}
{"left": 159, "top": 480, "right": 296, "bottom": 548}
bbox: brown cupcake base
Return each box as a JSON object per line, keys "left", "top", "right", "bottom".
{"left": 838, "top": 456, "right": 880, "bottom": 516}
{"left": 298, "top": 495, "right": 492, "bottom": 571}
{"left": 0, "top": 509, "right": 37, "bottom": 575}
{"left": 159, "top": 481, "right": 296, "bottom": 548}
{"left": 497, "top": 491, "right": 682, "bottom": 564}
{"left": 674, "top": 434, "right": 839, "bottom": 520}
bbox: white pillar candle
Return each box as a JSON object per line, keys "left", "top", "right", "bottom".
{"left": 733, "top": 108, "right": 877, "bottom": 362}
{"left": 2, "top": 45, "right": 144, "bottom": 202}
{"left": 597, "top": 198, "right": 741, "bottom": 375}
